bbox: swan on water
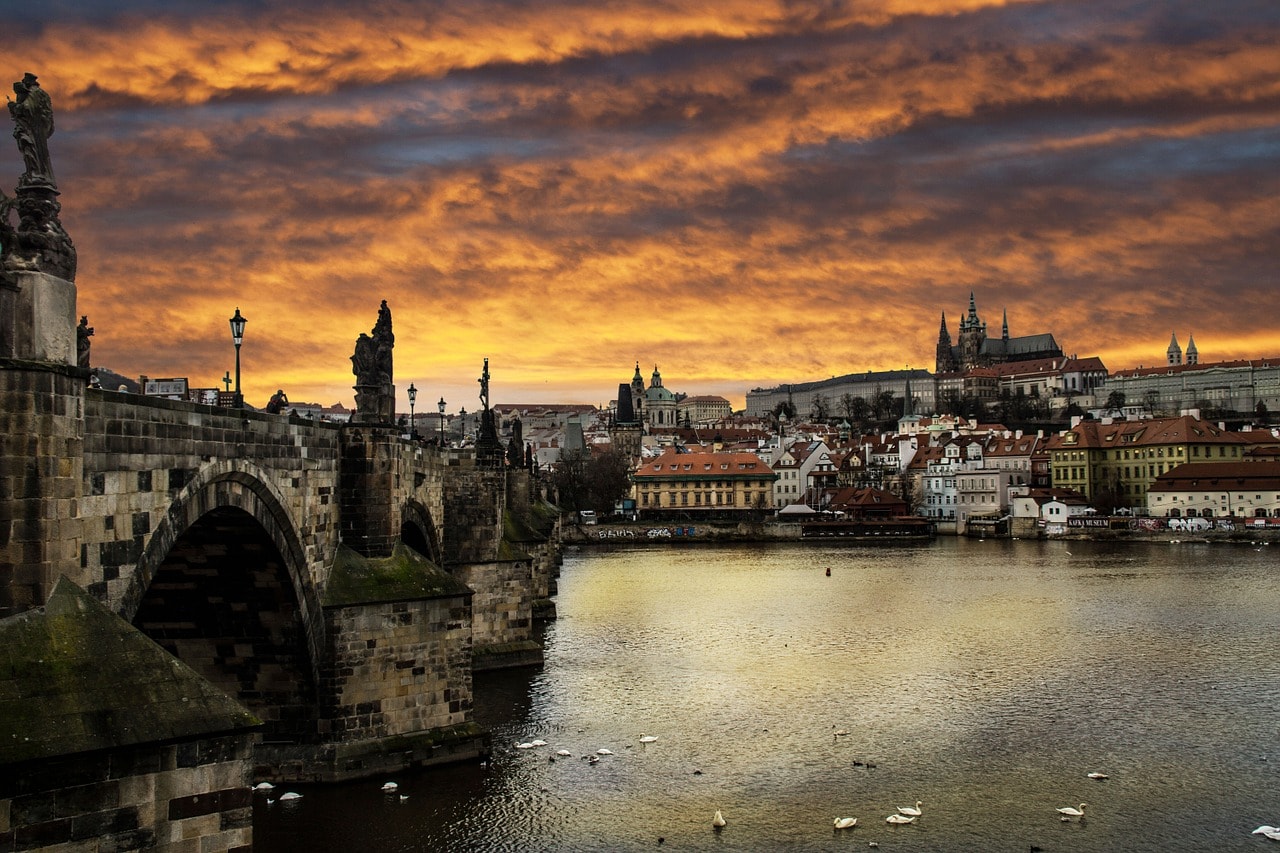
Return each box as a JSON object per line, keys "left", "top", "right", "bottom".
{"left": 834, "top": 817, "right": 858, "bottom": 829}
{"left": 381, "top": 782, "right": 399, "bottom": 792}
{"left": 253, "top": 782, "right": 275, "bottom": 791}
{"left": 516, "top": 742, "right": 534, "bottom": 749}
{"left": 1253, "top": 825, "right": 1279, "bottom": 835}
{"left": 597, "top": 748, "right": 614, "bottom": 755}
{"left": 278, "top": 792, "right": 303, "bottom": 801}
{"left": 1056, "top": 803, "right": 1086, "bottom": 818}
{"left": 1086, "top": 772, "right": 1109, "bottom": 780}
{"left": 639, "top": 735, "right": 659, "bottom": 743}
{"left": 556, "top": 749, "right": 572, "bottom": 756}
{"left": 713, "top": 810, "right": 727, "bottom": 828}
{"left": 898, "top": 801, "right": 923, "bottom": 817}
{"left": 886, "top": 814, "right": 915, "bottom": 825}
{"left": 530, "top": 739, "right": 548, "bottom": 747}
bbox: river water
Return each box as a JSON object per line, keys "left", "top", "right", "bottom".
{"left": 256, "top": 538, "right": 1280, "bottom": 852}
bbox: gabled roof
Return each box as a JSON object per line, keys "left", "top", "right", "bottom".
{"left": 633, "top": 449, "right": 777, "bottom": 480}
{"left": 1148, "top": 460, "right": 1280, "bottom": 491}
{"left": 1046, "top": 416, "right": 1248, "bottom": 451}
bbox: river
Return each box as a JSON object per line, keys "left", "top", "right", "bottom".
{"left": 256, "top": 538, "right": 1280, "bottom": 851}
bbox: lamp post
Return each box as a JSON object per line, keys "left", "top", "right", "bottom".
{"left": 438, "top": 397, "right": 446, "bottom": 444}
{"left": 407, "top": 383, "right": 418, "bottom": 439}
{"left": 228, "top": 308, "right": 246, "bottom": 407}
{"left": 459, "top": 406, "right": 467, "bottom": 442}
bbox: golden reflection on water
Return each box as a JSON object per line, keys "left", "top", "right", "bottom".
{"left": 259, "top": 538, "right": 1280, "bottom": 852}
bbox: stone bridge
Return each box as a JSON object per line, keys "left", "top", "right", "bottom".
{"left": 3, "top": 268, "right": 560, "bottom": 791}
{"left": 0, "top": 77, "right": 570, "bottom": 850}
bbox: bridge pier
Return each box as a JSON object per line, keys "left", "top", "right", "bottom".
{"left": 0, "top": 269, "right": 84, "bottom": 620}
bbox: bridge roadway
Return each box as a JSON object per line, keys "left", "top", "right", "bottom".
{"left": 1, "top": 353, "right": 561, "bottom": 784}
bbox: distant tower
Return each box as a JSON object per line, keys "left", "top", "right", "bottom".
{"left": 957, "top": 292, "right": 987, "bottom": 370}
{"left": 1167, "top": 332, "right": 1183, "bottom": 366}
{"left": 611, "top": 382, "right": 644, "bottom": 460}
{"left": 1186, "top": 334, "right": 1198, "bottom": 365}
{"left": 1001, "top": 308, "right": 1009, "bottom": 342}
{"left": 630, "top": 362, "right": 645, "bottom": 425}
{"left": 935, "top": 312, "right": 958, "bottom": 373}
{"left": 644, "top": 365, "right": 677, "bottom": 427}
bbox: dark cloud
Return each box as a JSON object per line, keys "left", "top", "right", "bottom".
{"left": 4, "top": 0, "right": 1278, "bottom": 406}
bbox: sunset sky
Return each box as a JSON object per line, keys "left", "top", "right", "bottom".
{"left": 5, "top": 0, "right": 1278, "bottom": 412}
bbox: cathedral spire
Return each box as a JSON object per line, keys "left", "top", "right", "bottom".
{"left": 1167, "top": 332, "right": 1182, "bottom": 366}
{"left": 1002, "top": 309, "right": 1009, "bottom": 341}
{"left": 1186, "top": 333, "right": 1198, "bottom": 365}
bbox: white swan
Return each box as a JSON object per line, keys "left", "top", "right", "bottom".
{"left": 597, "top": 748, "right": 614, "bottom": 755}
{"left": 381, "top": 782, "right": 399, "bottom": 792}
{"left": 886, "top": 814, "right": 915, "bottom": 824}
{"left": 1086, "top": 772, "right": 1109, "bottom": 780}
{"left": 713, "top": 810, "right": 727, "bottom": 828}
{"left": 516, "top": 742, "right": 534, "bottom": 749}
{"left": 253, "top": 782, "right": 275, "bottom": 791}
{"left": 278, "top": 792, "right": 303, "bottom": 801}
{"left": 639, "top": 735, "right": 659, "bottom": 743}
{"left": 556, "top": 749, "right": 572, "bottom": 757}
{"left": 834, "top": 816, "right": 857, "bottom": 829}
{"left": 1253, "top": 825, "right": 1279, "bottom": 835}
{"left": 898, "top": 800, "right": 922, "bottom": 817}
{"left": 530, "top": 739, "right": 548, "bottom": 747}
{"left": 1056, "top": 803, "right": 1086, "bottom": 818}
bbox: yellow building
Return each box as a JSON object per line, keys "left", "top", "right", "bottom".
{"left": 632, "top": 450, "right": 777, "bottom": 515}
{"left": 1045, "top": 415, "right": 1247, "bottom": 511}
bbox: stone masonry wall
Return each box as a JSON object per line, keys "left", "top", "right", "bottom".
{"left": 78, "top": 391, "right": 341, "bottom": 618}
{"left": 0, "top": 733, "right": 255, "bottom": 853}
{"left": 0, "top": 361, "right": 84, "bottom": 618}
{"left": 320, "top": 594, "right": 473, "bottom": 743}
{"left": 452, "top": 559, "right": 533, "bottom": 650}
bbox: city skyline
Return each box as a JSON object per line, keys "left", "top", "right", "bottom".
{"left": 5, "top": 1, "right": 1278, "bottom": 411}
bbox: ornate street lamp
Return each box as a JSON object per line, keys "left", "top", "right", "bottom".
{"left": 228, "top": 308, "right": 246, "bottom": 407}
{"left": 407, "top": 383, "right": 418, "bottom": 439}
{"left": 438, "top": 396, "right": 446, "bottom": 444}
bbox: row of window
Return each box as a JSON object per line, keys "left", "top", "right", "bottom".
{"left": 638, "top": 491, "right": 765, "bottom": 507}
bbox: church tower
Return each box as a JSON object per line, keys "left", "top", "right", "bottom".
{"left": 1186, "top": 334, "right": 1198, "bottom": 365}
{"left": 629, "top": 361, "right": 646, "bottom": 424}
{"left": 935, "top": 312, "right": 958, "bottom": 373}
{"left": 957, "top": 292, "right": 987, "bottom": 370}
{"left": 1167, "top": 332, "right": 1182, "bottom": 366}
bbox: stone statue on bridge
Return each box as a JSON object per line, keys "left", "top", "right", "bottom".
{"left": 76, "top": 314, "right": 93, "bottom": 370}
{"left": 8, "top": 73, "right": 55, "bottom": 187}
{"left": 351, "top": 300, "right": 395, "bottom": 423}
{"left": 475, "top": 357, "right": 504, "bottom": 468}
{"left": 4, "top": 73, "right": 75, "bottom": 281}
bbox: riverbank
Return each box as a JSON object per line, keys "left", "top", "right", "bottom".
{"left": 563, "top": 519, "right": 1280, "bottom": 546}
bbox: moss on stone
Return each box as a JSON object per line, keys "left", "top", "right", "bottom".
{"left": 323, "top": 541, "right": 471, "bottom": 607}
{"left": 0, "top": 578, "right": 260, "bottom": 766}
{"left": 330, "top": 721, "right": 488, "bottom": 758}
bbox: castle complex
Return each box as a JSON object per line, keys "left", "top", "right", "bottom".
{"left": 935, "top": 292, "right": 1064, "bottom": 373}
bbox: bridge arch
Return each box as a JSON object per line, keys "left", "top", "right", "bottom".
{"left": 401, "top": 499, "right": 444, "bottom": 566}
{"left": 121, "top": 461, "right": 326, "bottom": 740}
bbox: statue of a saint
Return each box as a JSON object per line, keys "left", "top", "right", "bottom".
{"left": 8, "top": 73, "right": 55, "bottom": 186}
{"left": 478, "top": 357, "right": 491, "bottom": 412}
{"left": 76, "top": 315, "right": 93, "bottom": 369}
{"left": 351, "top": 333, "right": 377, "bottom": 386}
